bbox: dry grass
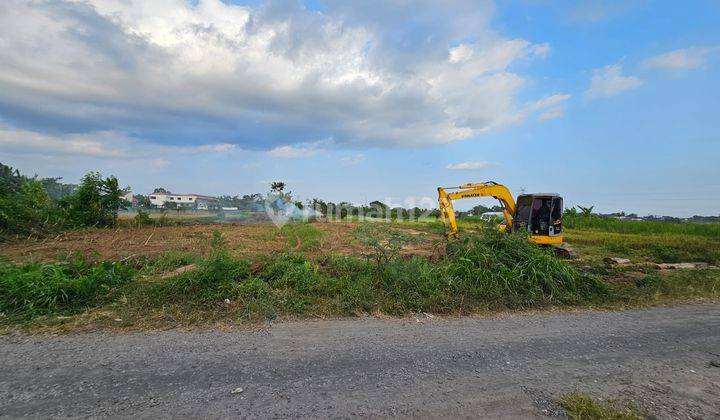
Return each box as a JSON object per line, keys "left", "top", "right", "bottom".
{"left": 0, "top": 221, "right": 445, "bottom": 264}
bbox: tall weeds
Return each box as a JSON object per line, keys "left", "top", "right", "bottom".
{"left": 0, "top": 259, "right": 134, "bottom": 318}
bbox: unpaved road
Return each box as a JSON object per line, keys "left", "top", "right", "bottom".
{"left": 1, "top": 305, "right": 719, "bottom": 419}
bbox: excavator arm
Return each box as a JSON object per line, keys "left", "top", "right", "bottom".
{"left": 437, "top": 182, "right": 517, "bottom": 237}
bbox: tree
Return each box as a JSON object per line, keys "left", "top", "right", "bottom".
{"left": 0, "top": 163, "right": 28, "bottom": 196}
{"left": 269, "top": 181, "right": 292, "bottom": 202}
{"left": 153, "top": 187, "right": 169, "bottom": 193}
{"left": 308, "top": 198, "right": 327, "bottom": 215}
{"left": 162, "top": 201, "right": 178, "bottom": 211}
{"left": 470, "top": 204, "right": 503, "bottom": 216}
{"left": 134, "top": 194, "right": 152, "bottom": 208}
{"left": 577, "top": 205, "right": 594, "bottom": 217}
{"left": 368, "top": 200, "right": 388, "bottom": 218}
{"left": 241, "top": 193, "right": 264, "bottom": 210}
{"left": 40, "top": 177, "right": 77, "bottom": 201}
{"left": 270, "top": 182, "right": 285, "bottom": 193}
{"left": 62, "top": 172, "right": 125, "bottom": 228}
{"left": 0, "top": 180, "right": 60, "bottom": 236}
{"left": 563, "top": 207, "right": 578, "bottom": 218}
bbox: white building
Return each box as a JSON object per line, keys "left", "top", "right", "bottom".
{"left": 148, "top": 192, "right": 219, "bottom": 210}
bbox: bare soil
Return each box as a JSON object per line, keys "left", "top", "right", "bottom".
{"left": 0, "top": 222, "right": 445, "bottom": 263}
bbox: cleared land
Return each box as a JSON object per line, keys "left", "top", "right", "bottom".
{"left": 0, "top": 221, "right": 444, "bottom": 263}
{"left": 1, "top": 219, "right": 719, "bottom": 332}
{"left": 1, "top": 305, "right": 718, "bottom": 418}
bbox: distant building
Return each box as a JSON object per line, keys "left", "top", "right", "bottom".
{"left": 480, "top": 211, "right": 505, "bottom": 221}
{"left": 122, "top": 192, "right": 137, "bottom": 206}
{"left": 148, "top": 192, "right": 219, "bottom": 210}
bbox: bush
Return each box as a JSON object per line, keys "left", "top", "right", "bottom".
{"left": 134, "top": 209, "right": 152, "bottom": 227}
{"left": 0, "top": 180, "right": 64, "bottom": 236}
{"left": 0, "top": 259, "right": 135, "bottom": 318}
{"left": 649, "top": 244, "right": 681, "bottom": 263}
{"left": 61, "top": 172, "right": 125, "bottom": 228}
{"left": 0, "top": 166, "right": 126, "bottom": 237}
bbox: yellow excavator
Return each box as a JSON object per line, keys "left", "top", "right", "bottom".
{"left": 437, "top": 181, "right": 564, "bottom": 246}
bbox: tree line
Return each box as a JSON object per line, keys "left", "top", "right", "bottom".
{"left": 0, "top": 163, "right": 126, "bottom": 237}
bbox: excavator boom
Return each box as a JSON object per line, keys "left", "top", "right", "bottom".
{"left": 438, "top": 181, "right": 516, "bottom": 237}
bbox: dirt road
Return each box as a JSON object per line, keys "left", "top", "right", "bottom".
{"left": 2, "top": 305, "right": 719, "bottom": 418}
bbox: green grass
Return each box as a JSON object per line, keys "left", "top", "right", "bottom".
{"left": 0, "top": 259, "right": 134, "bottom": 319}
{"left": 280, "top": 222, "right": 324, "bottom": 251}
{"left": 2, "top": 222, "right": 719, "bottom": 330}
{"left": 613, "top": 269, "right": 720, "bottom": 305}
{"left": 118, "top": 228, "right": 611, "bottom": 324}
{"left": 248, "top": 222, "right": 325, "bottom": 250}
{"left": 143, "top": 251, "right": 200, "bottom": 274}
{"left": 564, "top": 214, "right": 720, "bottom": 237}
{"left": 561, "top": 393, "right": 643, "bottom": 420}
{"left": 564, "top": 229, "right": 720, "bottom": 265}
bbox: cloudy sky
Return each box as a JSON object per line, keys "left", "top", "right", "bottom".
{"left": 1, "top": 0, "right": 719, "bottom": 216}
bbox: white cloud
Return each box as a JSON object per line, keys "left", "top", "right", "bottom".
{"left": 643, "top": 47, "right": 713, "bottom": 71}
{"left": 526, "top": 93, "right": 571, "bottom": 120}
{"left": 0, "top": 125, "right": 238, "bottom": 160}
{"left": 538, "top": 108, "right": 566, "bottom": 121}
{"left": 268, "top": 145, "right": 321, "bottom": 158}
{"left": 152, "top": 158, "right": 170, "bottom": 169}
{"left": 340, "top": 154, "right": 366, "bottom": 166}
{"left": 530, "top": 43, "right": 551, "bottom": 58}
{"left": 0, "top": 0, "right": 555, "bottom": 149}
{"left": 585, "top": 65, "right": 642, "bottom": 99}
{"left": 446, "top": 161, "right": 497, "bottom": 170}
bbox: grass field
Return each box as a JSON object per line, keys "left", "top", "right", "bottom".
{"left": 1, "top": 217, "right": 718, "bottom": 332}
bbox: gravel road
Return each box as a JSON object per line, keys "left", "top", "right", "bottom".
{"left": 1, "top": 305, "right": 719, "bottom": 419}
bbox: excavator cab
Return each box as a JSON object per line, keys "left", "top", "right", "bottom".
{"left": 513, "top": 194, "right": 563, "bottom": 243}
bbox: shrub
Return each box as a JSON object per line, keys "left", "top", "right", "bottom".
{"left": 353, "top": 223, "right": 419, "bottom": 266}
{"left": 0, "top": 259, "right": 135, "bottom": 318}
{"left": 0, "top": 180, "right": 64, "bottom": 236}
{"left": 0, "top": 167, "right": 129, "bottom": 237}
{"left": 134, "top": 209, "right": 152, "bottom": 227}
{"left": 649, "top": 244, "right": 681, "bottom": 263}
{"left": 61, "top": 172, "right": 125, "bottom": 228}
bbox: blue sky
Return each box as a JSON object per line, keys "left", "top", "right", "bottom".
{"left": 1, "top": 0, "right": 718, "bottom": 216}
